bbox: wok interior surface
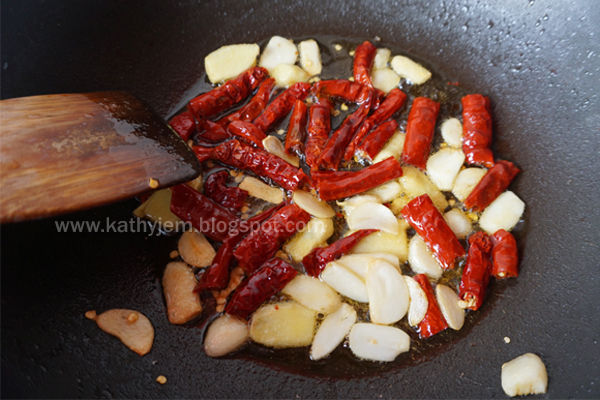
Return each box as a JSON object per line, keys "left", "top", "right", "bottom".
{"left": 1, "top": 0, "right": 599, "bottom": 398}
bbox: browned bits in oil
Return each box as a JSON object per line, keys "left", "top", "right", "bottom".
{"left": 169, "top": 250, "right": 179, "bottom": 259}
{"left": 127, "top": 312, "right": 139, "bottom": 323}
{"left": 148, "top": 178, "right": 159, "bottom": 189}
{"left": 156, "top": 375, "right": 167, "bottom": 384}
{"left": 85, "top": 310, "right": 97, "bottom": 320}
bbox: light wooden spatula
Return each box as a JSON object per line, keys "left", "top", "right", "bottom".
{"left": 0, "top": 92, "right": 201, "bottom": 223}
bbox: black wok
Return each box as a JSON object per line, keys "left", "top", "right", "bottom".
{"left": 1, "top": 0, "right": 599, "bottom": 397}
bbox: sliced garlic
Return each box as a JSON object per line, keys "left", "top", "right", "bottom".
{"left": 238, "top": 176, "right": 284, "bottom": 204}
{"left": 371, "top": 68, "right": 400, "bottom": 94}
{"left": 337, "top": 194, "right": 382, "bottom": 216}
{"left": 373, "top": 48, "right": 391, "bottom": 70}
{"left": 178, "top": 230, "right": 216, "bottom": 268}
{"left": 292, "top": 190, "right": 335, "bottom": 218}
{"left": 133, "top": 189, "right": 182, "bottom": 229}
{"left": 452, "top": 167, "right": 487, "bottom": 202}
{"left": 271, "top": 64, "right": 310, "bottom": 88}
{"left": 281, "top": 275, "right": 342, "bottom": 314}
{"left": 399, "top": 166, "right": 448, "bottom": 212}
{"left": 162, "top": 262, "right": 203, "bottom": 324}
{"left": 365, "top": 259, "right": 409, "bottom": 324}
{"left": 426, "top": 147, "right": 466, "bottom": 191}
{"left": 440, "top": 118, "right": 463, "bottom": 148}
{"left": 204, "top": 314, "right": 249, "bottom": 357}
{"left": 94, "top": 309, "right": 154, "bottom": 356}
{"left": 390, "top": 55, "right": 432, "bottom": 85}
{"left": 373, "top": 131, "right": 406, "bottom": 163}
{"left": 204, "top": 43, "right": 260, "bottom": 84}
{"left": 404, "top": 276, "right": 428, "bottom": 326}
{"left": 408, "top": 235, "right": 443, "bottom": 280}
{"left": 444, "top": 209, "right": 473, "bottom": 239}
{"left": 365, "top": 181, "right": 402, "bottom": 203}
{"left": 259, "top": 36, "right": 298, "bottom": 73}
{"left": 501, "top": 353, "right": 548, "bottom": 397}
{"left": 298, "top": 39, "right": 322, "bottom": 76}
{"left": 347, "top": 201, "right": 400, "bottom": 234}
{"left": 321, "top": 261, "right": 369, "bottom": 303}
{"left": 435, "top": 284, "right": 465, "bottom": 330}
{"left": 249, "top": 302, "right": 316, "bottom": 348}
{"left": 479, "top": 191, "right": 525, "bottom": 234}
{"left": 336, "top": 253, "right": 400, "bottom": 279}
{"left": 350, "top": 223, "right": 409, "bottom": 262}
{"left": 262, "top": 135, "right": 300, "bottom": 167}
{"left": 348, "top": 323, "right": 410, "bottom": 362}
{"left": 283, "top": 217, "right": 334, "bottom": 262}
{"left": 310, "top": 303, "right": 357, "bottom": 361}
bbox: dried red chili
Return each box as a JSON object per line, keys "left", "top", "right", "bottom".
{"left": 233, "top": 203, "right": 310, "bottom": 273}
{"left": 401, "top": 194, "right": 465, "bottom": 269}
{"left": 491, "top": 229, "right": 519, "bottom": 279}
{"left": 225, "top": 258, "right": 298, "bottom": 319}
{"left": 219, "top": 77, "right": 275, "bottom": 126}
{"left": 401, "top": 97, "right": 440, "bottom": 169}
{"left": 187, "top": 66, "right": 268, "bottom": 120}
{"left": 197, "top": 118, "right": 233, "bottom": 143}
{"left": 462, "top": 94, "right": 494, "bottom": 167}
{"left": 305, "top": 97, "right": 332, "bottom": 170}
{"left": 413, "top": 274, "right": 448, "bottom": 338}
{"left": 253, "top": 82, "right": 311, "bottom": 132}
{"left": 227, "top": 120, "right": 267, "bottom": 148}
{"left": 311, "top": 156, "right": 403, "bottom": 201}
{"left": 170, "top": 184, "right": 240, "bottom": 242}
{"left": 312, "top": 79, "right": 371, "bottom": 104}
{"left": 459, "top": 231, "right": 493, "bottom": 310}
{"left": 353, "top": 41, "right": 377, "bottom": 87}
{"left": 203, "top": 170, "right": 248, "bottom": 214}
{"left": 284, "top": 99, "right": 308, "bottom": 156}
{"left": 303, "top": 229, "right": 377, "bottom": 277}
{"left": 344, "top": 88, "right": 407, "bottom": 161}
{"left": 356, "top": 119, "right": 399, "bottom": 161}
{"left": 168, "top": 111, "right": 195, "bottom": 142}
{"left": 463, "top": 160, "right": 520, "bottom": 211}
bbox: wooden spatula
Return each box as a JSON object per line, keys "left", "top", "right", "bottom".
{"left": 0, "top": 92, "right": 201, "bottom": 223}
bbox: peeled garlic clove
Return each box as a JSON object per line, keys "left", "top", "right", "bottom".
{"left": 404, "top": 276, "right": 428, "bottom": 326}
{"left": 347, "top": 202, "right": 400, "bottom": 234}
{"left": 501, "top": 353, "right": 548, "bottom": 397}
{"left": 298, "top": 39, "right": 322, "bottom": 76}
{"left": 94, "top": 309, "right": 154, "bottom": 356}
{"left": 399, "top": 166, "right": 448, "bottom": 212}
{"left": 365, "top": 259, "right": 409, "bottom": 324}
{"left": 178, "top": 230, "right": 216, "bottom": 268}
{"left": 204, "top": 314, "right": 249, "bottom": 357}
{"left": 408, "top": 235, "right": 443, "bottom": 280}
{"left": 337, "top": 194, "right": 381, "bottom": 216}
{"left": 479, "top": 191, "right": 525, "bottom": 234}
{"left": 249, "top": 302, "right": 316, "bottom": 348}
{"left": 262, "top": 135, "right": 300, "bottom": 167}
{"left": 444, "top": 209, "right": 473, "bottom": 239}
{"left": 390, "top": 55, "right": 432, "bottom": 85}
{"left": 452, "top": 167, "right": 487, "bottom": 202}
{"left": 259, "top": 36, "right": 298, "bottom": 72}
{"left": 321, "top": 261, "right": 369, "bottom": 303}
{"left": 365, "top": 181, "right": 402, "bottom": 203}
{"left": 310, "top": 303, "right": 357, "bottom": 361}
{"left": 371, "top": 68, "right": 400, "bottom": 94}
{"left": 373, "top": 131, "right": 406, "bottom": 164}
{"left": 336, "top": 253, "right": 400, "bottom": 279}
{"left": 435, "top": 284, "right": 465, "bottom": 330}
{"left": 440, "top": 118, "right": 463, "bottom": 148}
{"left": 272, "top": 64, "right": 310, "bottom": 88}
{"left": 426, "top": 147, "right": 466, "bottom": 191}
{"left": 283, "top": 218, "right": 334, "bottom": 262}
{"left": 281, "top": 275, "right": 341, "bottom": 314}
{"left": 348, "top": 323, "right": 410, "bottom": 362}
{"left": 204, "top": 43, "right": 260, "bottom": 84}
{"left": 373, "top": 48, "right": 391, "bottom": 70}
{"left": 238, "top": 176, "right": 284, "bottom": 204}
{"left": 292, "top": 190, "right": 335, "bottom": 218}
{"left": 162, "top": 262, "right": 203, "bottom": 324}
{"left": 350, "top": 226, "right": 409, "bottom": 262}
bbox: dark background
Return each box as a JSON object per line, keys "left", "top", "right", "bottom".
{"left": 2, "top": 0, "right": 599, "bottom": 398}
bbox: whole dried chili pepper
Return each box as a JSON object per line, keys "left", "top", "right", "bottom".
{"left": 225, "top": 258, "right": 298, "bottom": 319}
{"left": 168, "top": 111, "right": 196, "bottom": 142}
{"left": 463, "top": 160, "right": 520, "bottom": 211}
{"left": 195, "top": 203, "right": 286, "bottom": 292}
{"left": 305, "top": 97, "right": 332, "bottom": 170}
{"left": 227, "top": 120, "right": 267, "bottom": 148}
{"left": 311, "top": 156, "right": 403, "bottom": 201}
{"left": 491, "top": 229, "right": 519, "bottom": 279}
{"left": 303, "top": 229, "right": 377, "bottom": 277}
{"left": 313, "top": 79, "right": 371, "bottom": 104}
{"left": 413, "top": 274, "right": 448, "bottom": 338}
{"left": 462, "top": 94, "right": 494, "bottom": 167}
{"left": 344, "top": 88, "right": 407, "bottom": 161}
{"left": 401, "top": 194, "right": 465, "bottom": 269}
{"left": 197, "top": 118, "right": 232, "bottom": 143}
{"left": 170, "top": 184, "right": 240, "bottom": 242}
{"left": 284, "top": 99, "right": 308, "bottom": 156}
{"left": 193, "top": 139, "right": 309, "bottom": 191}
{"left": 459, "top": 231, "right": 493, "bottom": 310}
{"left": 233, "top": 203, "right": 310, "bottom": 273}
{"left": 204, "top": 170, "right": 248, "bottom": 214}
{"left": 319, "top": 98, "right": 372, "bottom": 170}
{"left": 253, "top": 82, "right": 311, "bottom": 132}
{"left": 353, "top": 41, "right": 377, "bottom": 87}
{"left": 219, "top": 77, "right": 276, "bottom": 126}
{"left": 401, "top": 97, "right": 440, "bottom": 169}
{"left": 356, "top": 119, "right": 399, "bottom": 161}
{"left": 187, "top": 66, "right": 268, "bottom": 120}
